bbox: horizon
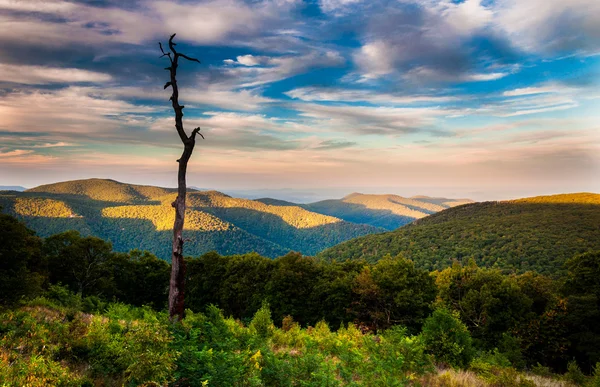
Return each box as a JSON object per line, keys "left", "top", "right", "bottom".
{"left": 2, "top": 176, "right": 596, "bottom": 203}
{"left": 1, "top": 0, "right": 599, "bottom": 199}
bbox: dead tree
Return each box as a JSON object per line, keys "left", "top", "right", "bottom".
{"left": 159, "top": 33, "right": 203, "bottom": 321}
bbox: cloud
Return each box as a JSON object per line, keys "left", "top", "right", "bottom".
{"left": 350, "top": 0, "right": 510, "bottom": 83}
{"left": 148, "top": 112, "right": 305, "bottom": 151}
{"left": 30, "top": 142, "right": 75, "bottom": 148}
{"left": 0, "top": 87, "right": 158, "bottom": 145}
{"left": 319, "top": 0, "right": 364, "bottom": 16}
{"left": 0, "top": 0, "right": 302, "bottom": 49}
{"left": 403, "top": 66, "right": 508, "bottom": 83}
{"left": 494, "top": 0, "right": 600, "bottom": 55}
{"left": 313, "top": 139, "right": 356, "bottom": 150}
{"left": 103, "top": 85, "right": 273, "bottom": 111}
{"left": 0, "top": 1, "right": 157, "bottom": 46}
{"left": 224, "top": 54, "right": 271, "bottom": 67}
{"left": 0, "top": 63, "right": 112, "bottom": 85}
{"left": 353, "top": 40, "right": 396, "bottom": 79}
{"left": 490, "top": 88, "right": 581, "bottom": 117}
{"left": 0, "top": 149, "right": 33, "bottom": 158}
{"left": 285, "top": 87, "right": 457, "bottom": 104}
{"left": 294, "top": 103, "right": 451, "bottom": 135}
{"left": 222, "top": 50, "right": 345, "bottom": 87}
{"left": 503, "top": 86, "right": 567, "bottom": 97}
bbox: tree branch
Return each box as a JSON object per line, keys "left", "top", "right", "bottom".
{"left": 191, "top": 127, "right": 204, "bottom": 140}
{"left": 178, "top": 53, "right": 201, "bottom": 63}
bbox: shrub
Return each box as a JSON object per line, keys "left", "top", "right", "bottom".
{"left": 249, "top": 302, "right": 275, "bottom": 340}
{"left": 422, "top": 308, "right": 474, "bottom": 368}
{"left": 565, "top": 360, "right": 586, "bottom": 386}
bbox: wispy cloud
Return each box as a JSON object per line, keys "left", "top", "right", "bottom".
{"left": 222, "top": 50, "right": 345, "bottom": 87}
{"left": 0, "top": 64, "right": 112, "bottom": 85}
{"left": 285, "top": 87, "right": 458, "bottom": 105}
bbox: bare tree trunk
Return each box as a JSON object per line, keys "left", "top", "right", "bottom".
{"left": 160, "top": 34, "right": 202, "bottom": 321}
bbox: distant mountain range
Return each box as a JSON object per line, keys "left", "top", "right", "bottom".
{"left": 0, "top": 178, "right": 468, "bottom": 260}
{"left": 300, "top": 193, "right": 473, "bottom": 230}
{"left": 0, "top": 186, "right": 26, "bottom": 192}
{"left": 319, "top": 193, "right": 600, "bottom": 275}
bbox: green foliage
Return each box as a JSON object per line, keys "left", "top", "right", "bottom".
{"left": 565, "top": 360, "right": 587, "bottom": 386}
{"left": 1, "top": 299, "right": 433, "bottom": 386}
{"left": 421, "top": 308, "right": 474, "bottom": 368}
{"left": 470, "top": 352, "right": 536, "bottom": 387}
{"left": 320, "top": 196, "right": 600, "bottom": 274}
{"left": 563, "top": 251, "right": 600, "bottom": 370}
{"left": 589, "top": 363, "right": 600, "bottom": 387}
{"left": 0, "top": 298, "right": 174, "bottom": 386}
{"left": 266, "top": 252, "right": 324, "bottom": 326}
{"left": 350, "top": 255, "right": 436, "bottom": 332}
{"left": 0, "top": 213, "right": 44, "bottom": 305}
{"left": 436, "top": 262, "right": 533, "bottom": 349}
{"left": 249, "top": 302, "right": 275, "bottom": 340}
{"left": 3, "top": 210, "right": 600, "bottom": 383}
{"left": 498, "top": 333, "right": 526, "bottom": 370}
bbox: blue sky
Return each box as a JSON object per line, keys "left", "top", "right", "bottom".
{"left": 0, "top": 0, "right": 599, "bottom": 201}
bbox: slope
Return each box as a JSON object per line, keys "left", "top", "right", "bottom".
{"left": 2, "top": 179, "right": 382, "bottom": 259}
{"left": 303, "top": 193, "right": 474, "bottom": 230}
{"left": 318, "top": 193, "right": 600, "bottom": 275}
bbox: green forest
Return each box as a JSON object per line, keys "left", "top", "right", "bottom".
{"left": 319, "top": 194, "right": 600, "bottom": 275}
{"left": 2, "top": 211, "right": 600, "bottom": 386}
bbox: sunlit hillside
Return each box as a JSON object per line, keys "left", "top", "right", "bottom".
{"left": 303, "top": 193, "right": 474, "bottom": 230}
{"left": 1, "top": 179, "right": 382, "bottom": 259}
{"left": 319, "top": 193, "right": 600, "bottom": 274}
{"left": 27, "top": 178, "right": 181, "bottom": 203}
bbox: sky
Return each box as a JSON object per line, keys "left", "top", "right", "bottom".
{"left": 0, "top": 0, "right": 599, "bottom": 201}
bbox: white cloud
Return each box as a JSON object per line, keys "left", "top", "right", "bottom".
{"left": 0, "top": 0, "right": 301, "bottom": 47}
{"left": 432, "top": 0, "right": 493, "bottom": 38}
{"left": 353, "top": 41, "right": 396, "bottom": 79}
{"left": 30, "top": 142, "right": 75, "bottom": 148}
{"left": 0, "top": 64, "right": 112, "bottom": 85}
{"left": 503, "top": 86, "right": 564, "bottom": 97}
{"left": 0, "top": 87, "right": 156, "bottom": 135}
{"left": 404, "top": 66, "right": 508, "bottom": 83}
{"left": 0, "top": 149, "right": 33, "bottom": 158}
{"left": 285, "top": 87, "right": 457, "bottom": 104}
{"left": 103, "top": 85, "right": 273, "bottom": 111}
{"left": 319, "top": 0, "right": 364, "bottom": 16}
{"left": 494, "top": 0, "right": 600, "bottom": 54}
{"left": 223, "top": 50, "right": 345, "bottom": 87}
{"left": 466, "top": 72, "right": 507, "bottom": 81}
{"left": 294, "top": 103, "right": 450, "bottom": 135}
{"left": 227, "top": 55, "right": 271, "bottom": 66}
{"left": 351, "top": 0, "right": 504, "bottom": 83}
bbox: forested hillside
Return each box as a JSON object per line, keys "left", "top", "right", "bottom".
{"left": 302, "top": 193, "right": 473, "bottom": 230}
{"left": 319, "top": 193, "right": 600, "bottom": 275}
{"left": 2, "top": 211, "right": 600, "bottom": 385}
{"left": 0, "top": 179, "right": 381, "bottom": 259}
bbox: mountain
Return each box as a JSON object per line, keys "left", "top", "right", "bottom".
{"left": 318, "top": 193, "right": 600, "bottom": 275}
{"left": 0, "top": 185, "right": 26, "bottom": 192}
{"left": 302, "top": 193, "right": 474, "bottom": 230}
{"left": 0, "top": 179, "right": 382, "bottom": 260}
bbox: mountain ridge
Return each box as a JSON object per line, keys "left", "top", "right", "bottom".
{"left": 2, "top": 178, "right": 385, "bottom": 259}
{"left": 318, "top": 193, "right": 600, "bottom": 275}
{"left": 303, "top": 192, "right": 474, "bottom": 230}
